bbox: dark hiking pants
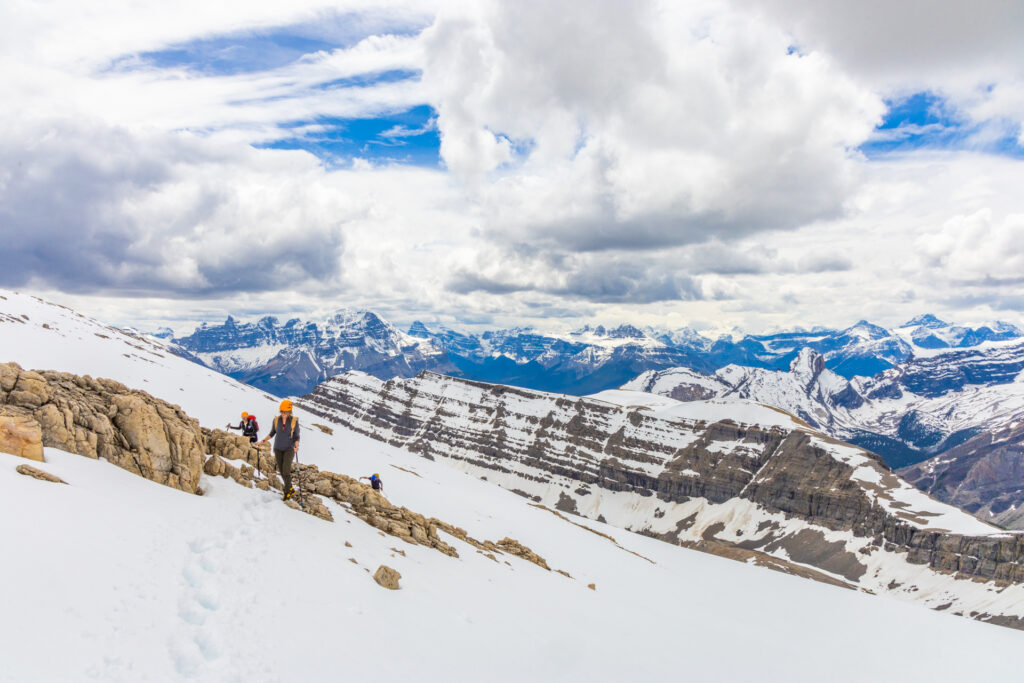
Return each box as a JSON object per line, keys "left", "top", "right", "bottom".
{"left": 275, "top": 448, "right": 294, "bottom": 493}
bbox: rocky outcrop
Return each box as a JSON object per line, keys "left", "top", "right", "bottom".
{"left": 0, "top": 408, "right": 44, "bottom": 461}
{"left": 0, "top": 362, "right": 205, "bottom": 493}
{"left": 16, "top": 464, "right": 66, "bottom": 484}
{"left": 901, "top": 422, "right": 1024, "bottom": 530}
{"left": 495, "top": 538, "right": 550, "bottom": 570}
{"left": 373, "top": 565, "right": 402, "bottom": 590}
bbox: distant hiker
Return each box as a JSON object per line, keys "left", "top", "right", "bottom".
{"left": 259, "top": 400, "right": 300, "bottom": 500}
{"left": 360, "top": 473, "right": 383, "bottom": 493}
{"left": 227, "top": 412, "right": 259, "bottom": 443}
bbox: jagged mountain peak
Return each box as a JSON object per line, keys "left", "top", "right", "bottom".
{"left": 904, "top": 313, "right": 947, "bottom": 328}
{"left": 789, "top": 347, "right": 826, "bottom": 376}
{"left": 842, "top": 320, "right": 890, "bottom": 339}
{"left": 407, "top": 321, "right": 431, "bottom": 338}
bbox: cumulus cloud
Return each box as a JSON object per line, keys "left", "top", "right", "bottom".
{"left": 752, "top": 0, "right": 1024, "bottom": 142}
{"left": 423, "top": 0, "right": 884, "bottom": 252}
{"left": 1, "top": 0, "right": 1023, "bottom": 334}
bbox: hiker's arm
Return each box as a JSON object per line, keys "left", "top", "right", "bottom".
{"left": 260, "top": 422, "right": 276, "bottom": 445}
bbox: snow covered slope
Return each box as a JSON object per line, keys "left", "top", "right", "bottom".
{"left": 298, "top": 369, "right": 1024, "bottom": 627}
{"left": 4, "top": 290, "right": 1024, "bottom": 680}
{"left": 625, "top": 345, "right": 1024, "bottom": 467}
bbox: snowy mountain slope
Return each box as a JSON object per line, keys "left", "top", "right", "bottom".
{"left": 297, "top": 370, "right": 1024, "bottom": 629}
{"left": 625, "top": 344, "right": 1024, "bottom": 467}
{"left": 6, "top": 292, "right": 1024, "bottom": 680}
{"left": 900, "top": 420, "right": 1024, "bottom": 529}
{"left": 10, "top": 447, "right": 1024, "bottom": 682}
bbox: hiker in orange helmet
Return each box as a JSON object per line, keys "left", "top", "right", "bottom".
{"left": 226, "top": 411, "right": 259, "bottom": 443}
{"left": 259, "top": 399, "right": 300, "bottom": 500}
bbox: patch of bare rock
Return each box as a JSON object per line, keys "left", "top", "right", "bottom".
{"left": 15, "top": 464, "right": 67, "bottom": 484}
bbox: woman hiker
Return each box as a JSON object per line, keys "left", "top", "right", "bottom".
{"left": 259, "top": 399, "right": 300, "bottom": 500}
{"left": 226, "top": 412, "right": 259, "bottom": 443}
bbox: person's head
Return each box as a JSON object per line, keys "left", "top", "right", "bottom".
{"left": 279, "top": 399, "right": 293, "bottom": 415}
{"left": 241, "top": 411, "right": 249, "bottom": 419}
{"left": 372, "top": 473, "right": 379, "bottom": 480}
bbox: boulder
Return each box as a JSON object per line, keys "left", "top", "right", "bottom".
{"left": 373, "top": 565, "right": 402, "bottom": 590}
{"left": 0, "top": 408, "right": 44, "bottom": 461}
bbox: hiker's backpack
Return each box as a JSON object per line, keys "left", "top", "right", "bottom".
{"left": 244, "top": 416, "right": 259, "bottom": 438}
{"left": 273, "top": 415, "right": 299, "bottom": 438}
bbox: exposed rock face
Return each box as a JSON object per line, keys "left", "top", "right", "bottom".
{"left": 901, "top": 422, "right": 1024, "bottom": 529}
{"left": 0, "top": 408, "right": 44, "bottom": 461}
{"left": 0, "top": 362, "right": 205, "bottom": 493}
{"left": 298, "top": 370, "right": 1024, "bottom": 628}
{"left": 373, "top": 565, "right": 402, "bottom": 590}
{"left": 16, "top": 464, "right": 66, "bottom": 484}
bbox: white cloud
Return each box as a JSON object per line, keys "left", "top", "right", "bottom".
{"left": 0, "top": 0, "right": 1023, "bottom": 336}
{"left": 421, "top": 0, "right": 884, "bottom": 251}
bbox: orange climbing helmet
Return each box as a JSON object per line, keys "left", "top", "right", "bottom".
{"left": 279, "top": 399, "right": 293, "bottom": 412}
{"left": 241, "top": 411, "right": 249, "bottom": 418}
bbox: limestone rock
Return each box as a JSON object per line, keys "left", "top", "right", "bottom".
{"left": 0, "top": 362, "right": 204, "bottom": 493}
{"left": 373, "top": 565, "right": 402, "bottom": 590}
{"left": 203, "top": 454, "right": 227, "bottom": 477}
{"left": 0, "top": 408, "right": 44, "bottom": 461}
{"left": 496, "top": 537, "right": 551, "bottom": 570}
{"left": 16, "top": 464, "right": 67, "bottom": 484}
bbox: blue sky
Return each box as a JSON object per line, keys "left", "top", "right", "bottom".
{"left": 860, "top": 91, "right": 1024, "bottom": 158}
{"left": 258, "top": 104, "right": 441, "bottom": 167}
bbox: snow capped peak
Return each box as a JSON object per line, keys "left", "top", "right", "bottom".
{"left": 789, "top": 347, "right": 825, "bottom": 377}
{"left": 904, "top": 313, "right": 947, "bottom": 329}
{"left": 606, "top": 324, "right": 646, "bottom": 339}
{"left": 842, "top": 320, "right": 890, "bottom": 340}
{"left": 327, "top": 308, "right": 380, "bottom": 328}
{"left": 990, "top": 321, "right": 1023, "bottom": 335}
{"left": 408, "top": 321, "right": 432, "bottom": 338}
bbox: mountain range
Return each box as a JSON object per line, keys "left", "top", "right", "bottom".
{"left": 158, "top": 304, "right": 1024, "bottom": 533}
{"left": 168, "top": 309, "right": 1023, "bottom": 398}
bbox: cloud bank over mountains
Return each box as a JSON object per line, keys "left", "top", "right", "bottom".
{"left": 1, "top": 0, "right": 1022, "bottom": 334}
